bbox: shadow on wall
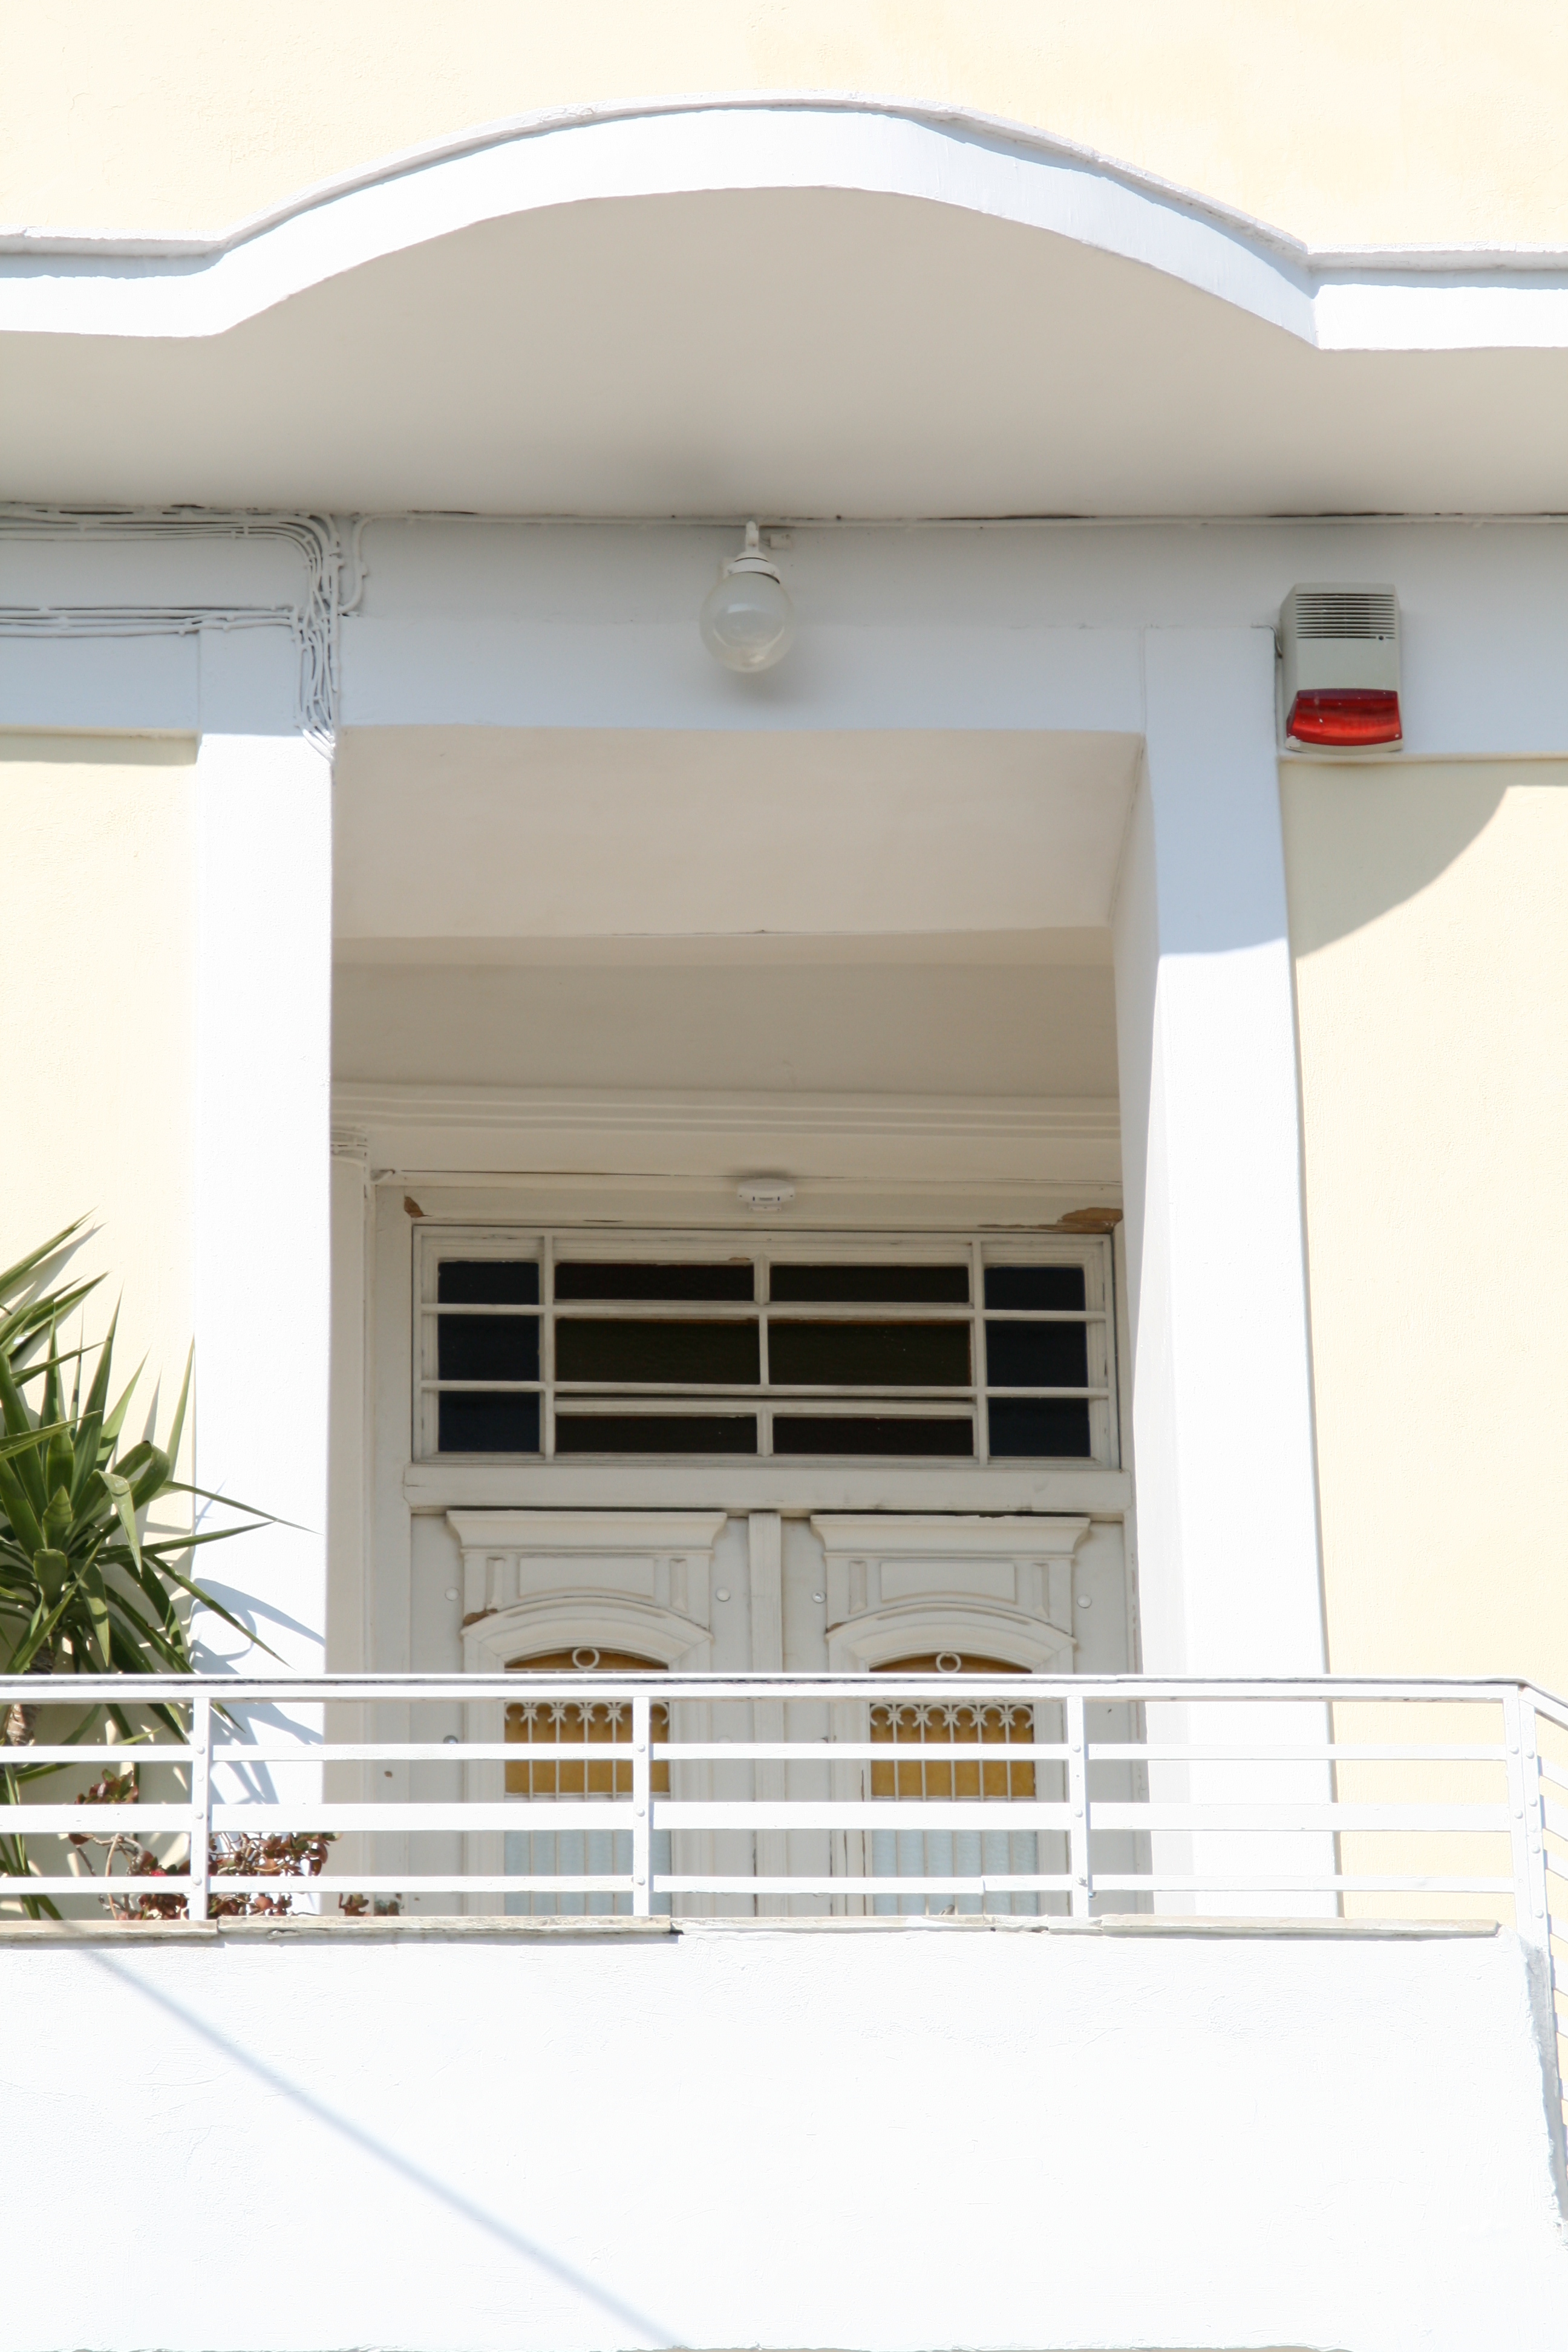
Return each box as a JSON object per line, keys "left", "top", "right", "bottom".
{"left": 1279, "top": 759, "right": 1517, "bottom": 954}
{"left": 0, "top": 730, "right": 197, "bottom": 767}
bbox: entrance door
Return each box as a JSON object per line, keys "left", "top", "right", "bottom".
{"left": 415, "top": 1221, "right": 1135, "bottom": 1915}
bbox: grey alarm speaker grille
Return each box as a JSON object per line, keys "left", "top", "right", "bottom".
{"left": 1293, "top": 589, "right": 1398, "bottom": 642}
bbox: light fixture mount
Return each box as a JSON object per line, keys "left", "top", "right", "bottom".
{"left": 700, "top": 520, "right": 796, "bottom": 673}
{"left": 737, "top": 1176, "right": 795, "bottom": 1213}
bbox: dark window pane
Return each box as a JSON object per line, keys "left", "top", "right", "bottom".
{"left": 438, "top": 1315, "right": 540, "bottom": 1382}
{"left": 769, "top": 1264, "right": 969, "bottom": 1304}
{"left": 768, "top": 1321, "right": 970, "bottom": 1387}
{"left": 984, "top": 1265, "right": 1086, "bottom": 1312}
{"left": 556, "top": 1414, "right": 757, "bottom": 1455}
{"left": 555, "top": 1318, "right": 759, "bottom": 1385}
{"left": 439, "top": 1393, "right": 541, "bottom": 1454}
{"left": 554, "top": 1262, "right": 754, "bottom": 1301}
{"left": 984, "top": 1321, "right": 1088, "bottom": 1389}
{"left": 987, "top": 1399, "right": 1091, "bottom": 1458}
{"left": 774, "top": 1416, "right": 974, "bottom": 1457}
{"left": 437, "top": 1259, "right": 540, "bottom": 1305}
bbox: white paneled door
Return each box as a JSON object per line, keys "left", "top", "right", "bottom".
{"left": 442, "top": 1506, "right": 1136, "bottom": 1916}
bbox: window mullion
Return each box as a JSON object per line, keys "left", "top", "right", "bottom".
{"left": 972, "top": 1237, "right": 989, "bottom": 1465}
{"left": 542, "top": 1230, "right": 555, "bottom": 1462}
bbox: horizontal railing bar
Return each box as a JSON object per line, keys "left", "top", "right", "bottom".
{"left": 1089, "top": 1874, "right": 1518, "bottom": 1894}
{"left": 659, "top": 1877, "right": 1075, "bottom": 1894}
{"left": 206, "top": 1803, "right": 631, "bottom": 1832}
{"left": 1547, "top": 1852, "right": 1568, "bottom": 1883}
{"left": 3, "top": 1742, "right": 1513, "bottom": 1771}
{"left": 0, "top": 1878, "right": 197, "bottom": 1898}
{"left": 652, "top": 1742, "right": 1071, "bottom": 1762}
{"left": 223, "top": 1745, "right": 613, "bottom": 1764}
{"left": 218, "top": 1740, "right": 1076, "bottom": 1765}
{"left": 194, "top": 1802, "right": 1073, "bottom": 1833}
{"left": 660, "top": 1873, "right": 1517, "bottom": 1896}
{"left": 0, "top": 1748, "right": 198, "bottom": 1767}
{"left": 649, "top": 1802, "right": 1074, "bottom": 1830}
{"left": 11, "top": 1806, "right": 200, "bottom": 1832}
{"left": 0, "top": 1877, "right": 642, "bottom": 1900}
{"left": 0, "top": 1673, "right": 1552, "bottom": 1705}
{"left": 11, "top": 1800, "right": 1518, "bottom": 1836}
{"left": 215, "top": 1877, "right": 635, "bottom": 1895}
{"left": 0, "top": 1736, "right": 1517, "bottom": 1769}
{"left": 1543, "top": 1798, "right": 1568, "bottom": 1838}
{"left": 0, "top": 1874, "right": 1526, "bottom": 1901}
{"left": 1541, "top": 1757, "right": 1568, "bottom": 1792}
{"left": 1095, "top": 1743, "right": 1509, "bottom": 1763}
{"left": 1088, "top": 1803, "right": 1511, "bottom": 1832}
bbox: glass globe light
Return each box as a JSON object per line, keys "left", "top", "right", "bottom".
{"left": 700, "top": 521, "right": 795, "bottom": 672}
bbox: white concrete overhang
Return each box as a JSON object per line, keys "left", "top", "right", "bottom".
{"left": 333, "top": 725, "right": 1141, "bottom": 953}
{"left": 5, "top": 98, "right": 1568, "bottom": 514}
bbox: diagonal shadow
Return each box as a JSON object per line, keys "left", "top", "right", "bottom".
{"left": 88, "top": 1951, "right": 679, "bottom": 2347}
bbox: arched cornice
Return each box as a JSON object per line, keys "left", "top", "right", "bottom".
{"left": 4, "top": 95, "right": 1567, "bottom": 352}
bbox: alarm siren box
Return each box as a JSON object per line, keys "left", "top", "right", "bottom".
{"left": 1279, "top": 584, "right": 1401, "bottom": 747}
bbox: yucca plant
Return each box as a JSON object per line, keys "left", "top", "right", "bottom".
{"left": 0, "top": 1221, "right": 275, "bottom": 1915}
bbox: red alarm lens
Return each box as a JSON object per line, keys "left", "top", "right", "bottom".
{"left": 1286, "top": 690, "right": 1402, "bottom": 747}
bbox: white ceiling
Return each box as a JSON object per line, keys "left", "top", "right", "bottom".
{"left": 333, "top": 726, "right": 1142, "bottom": 950}
{"left": 6, "top": 104, "right": 1567, "bottom": 517}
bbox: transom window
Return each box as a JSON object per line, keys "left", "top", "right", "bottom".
{"left": 414, "top": 1229, "right": 1118, "bottom": 1465}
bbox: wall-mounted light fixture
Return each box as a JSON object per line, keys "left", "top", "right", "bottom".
{"left": 701, "top": 521, "right": 795, "bottom": 672}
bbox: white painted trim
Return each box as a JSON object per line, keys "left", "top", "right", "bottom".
{"left": 460, "top": 1598, "right": 716, "bottom": 1676}
{"left": 5, "top": 100, "right": 1567, "bottom": 352}
{"left": 339, "top": 1080, "right": 1123, "bottom": 1187}
{"left": 410, "top": 1465, "right": 1131, "bottom": 1516}
{"left": 448, "top": 1507, "right": 727, "bottom": 1676}
{"left": 337, "top": 1080, "right": 1120, "bottom": 1146}
{"left": 812, "top": 1514, "right": 1090, "bottom": 1557}
{"left": 812, "top": 1513, "right": 1089, "bottom": 1672}
{"left": 825, "top": 1605, "right": 1076, "bottom": 1676}
{"left": 448, "top": 1509, "right": 729, "bottom": 1556}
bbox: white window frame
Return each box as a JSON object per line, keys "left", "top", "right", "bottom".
{"left": 413, "top": 1227, "right": 1119, "bottom": 1469}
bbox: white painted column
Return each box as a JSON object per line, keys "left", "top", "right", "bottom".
{"left": 1114, "top": 629, "right": 1328, "bottom": 1909}
{"left": 328, "top": 1129, "right": 371, "bottom": 1675}
{"left": 193, "top": 709, "right": 333, "bottom": 1678}
{"left": 325, "top": 1128, "right": 371, "bottom": 1888}
{"left": 1115, "top": 627, "right": 1322, "bottom": 1671}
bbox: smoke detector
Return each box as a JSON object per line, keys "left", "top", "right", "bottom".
{"left": 1279, "top": 584, "right": 1401, "bottom": 748}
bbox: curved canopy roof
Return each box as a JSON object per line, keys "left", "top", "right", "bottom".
{"left": 5, "top": 100, "right": 1567, "bottom": 514}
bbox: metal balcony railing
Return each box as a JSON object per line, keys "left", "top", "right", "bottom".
{"left": 3, "top": 1668, "right": 1563, "bottom": 1947}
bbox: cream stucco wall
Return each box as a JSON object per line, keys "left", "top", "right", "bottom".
{"left": 1283, "top": 759, "right": 1568, "bottom": 1699}
{"left": 0, "top": 734, "right": 197, "bottom": 1483}
{"left": 5, "top": 1, "right": 1567, "bottom": 250}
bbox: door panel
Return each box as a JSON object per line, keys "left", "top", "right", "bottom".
{"left": 438, "top": 1504, "right": 1135, "bottom": 1916}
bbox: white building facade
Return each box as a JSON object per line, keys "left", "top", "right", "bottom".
{"left": 4, "top": 69, "right": 1568, "bottom": 2352}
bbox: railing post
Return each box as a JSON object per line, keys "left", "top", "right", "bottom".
{"left": 1502, "top": 1686, "right": 1549, "bottom": 1959}
{"left": 188, "top": 1692, "right": 212, "bottom": 1925}
{"left": 1066, "top": 1690, "right": 1092, "bottom": 1921}
{"left": 631, "top": 1693, "right": 652, "bottom": 1918}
